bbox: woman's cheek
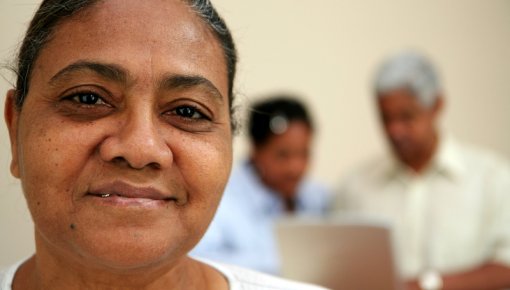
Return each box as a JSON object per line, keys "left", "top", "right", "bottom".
{"left": 179, "top": 134, "right": 232, "bottom": 201}
{"left": 18, "top": 119, "right": 93, "bottom": 213}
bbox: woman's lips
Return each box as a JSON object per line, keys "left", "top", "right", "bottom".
{"left": 87, "top": 181, "right": 177, "bottom": 207}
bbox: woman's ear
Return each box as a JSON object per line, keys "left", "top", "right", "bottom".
{"left": 5, "top": 89, "right": 20, "bottom": 178}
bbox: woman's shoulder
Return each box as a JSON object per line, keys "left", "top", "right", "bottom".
{"left": 204, "top": 259, "right": 329, "bottom": 290}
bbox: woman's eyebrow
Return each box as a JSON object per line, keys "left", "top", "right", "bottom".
{"left": 48, "top": 62, "right": 225, "bottom": 103}
{"left": 49, "top": 61, "right": 129, "bottom": 86}
{"left": 158, "top": 74, "right": 224, "bottom": 104}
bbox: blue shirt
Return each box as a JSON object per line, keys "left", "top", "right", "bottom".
{"left": 191, "top": 160, "right": 331, "bottom": 274}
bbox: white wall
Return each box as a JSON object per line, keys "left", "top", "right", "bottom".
{"left": 1, "top": 0, "right": 509, "bottom": 268}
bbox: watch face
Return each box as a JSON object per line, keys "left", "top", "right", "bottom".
{"left": 419, "top": 270, "right": 443, "bottom": 290}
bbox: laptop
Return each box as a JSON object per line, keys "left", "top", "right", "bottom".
{"left": 275, "top": 215, "right": 402, "bottom": 290}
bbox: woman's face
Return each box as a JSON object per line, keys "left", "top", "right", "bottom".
{"left": 252, "top": 121, "right": 312, "bottom": 198}
{"left": 5, "top": 0, "right": 232, "bottom": 269}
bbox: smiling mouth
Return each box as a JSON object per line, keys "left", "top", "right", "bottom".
{"left": 87, "top": 181, "right": 179, "bottom": 206}
{"left": 89, "top": 192, "right": 177, "bottom": 202}
{"left": 86, "top": 192, "right": 179, "bottom": 209}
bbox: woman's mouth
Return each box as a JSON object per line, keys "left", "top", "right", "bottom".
{"left": 87, "top": 181, "right": 178, "bottom": 208}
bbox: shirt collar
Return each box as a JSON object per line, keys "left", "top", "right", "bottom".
{"left": 242, "top": 159, "right": 309, "bottom": 214}
{"left": 384, "top": 135, "right": 465, "bottom": 181}
{"left": 429, "top": 135, "right": 465, "bottom": 180}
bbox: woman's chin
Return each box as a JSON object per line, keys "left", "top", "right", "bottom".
{"left": 75, "top": 235, "right": 187, "bottom": 271}
{"left": 37, "top": 225, "right": 194, "bottom": 271}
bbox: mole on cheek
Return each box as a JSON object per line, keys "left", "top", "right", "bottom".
{"left": 70, "top": 223, "right": 76, "bottom": 230}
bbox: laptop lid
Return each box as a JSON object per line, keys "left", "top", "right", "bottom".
{"left": 275, "top": 216, "right": 402, "bottom": 290}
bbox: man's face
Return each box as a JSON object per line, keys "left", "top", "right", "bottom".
{"left": 377, "top": 88, "right": 441, "bottom": 165}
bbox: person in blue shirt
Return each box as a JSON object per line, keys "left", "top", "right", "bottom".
{"left": 191, "top": 96, "right": 331, "bottom": 274}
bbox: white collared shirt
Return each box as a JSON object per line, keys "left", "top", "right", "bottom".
{"left": 334, "top": 137, "right": 510, "bottom": 278}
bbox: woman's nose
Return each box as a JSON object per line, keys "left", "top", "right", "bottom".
{"left": 99, "top": 109, "right": 173, "bottom": 170}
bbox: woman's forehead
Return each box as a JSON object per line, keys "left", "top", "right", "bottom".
{"left": 31, "top": 0, "right": 229, "bottom": 98}
{"left": 81, "top": 0, "right": 209, "bottom": 41}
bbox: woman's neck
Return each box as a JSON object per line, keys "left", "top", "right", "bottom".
{"left": 13, "top": 241, "right": 228, "bottom": 290}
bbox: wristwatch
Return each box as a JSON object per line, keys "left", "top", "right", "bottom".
{"left": 418, "top": 270, "right": 443, "bottom": 290}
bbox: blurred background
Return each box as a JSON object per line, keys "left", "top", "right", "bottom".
{"left": 1, "top": 0, "right": 509, "bottom": 268}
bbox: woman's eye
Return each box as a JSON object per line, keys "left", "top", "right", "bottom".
{"left": 174, "top": 106, "right": 206, "bottom": 120}
{"left": 58, "top": 90, "right": 113, "bottom": 121}
{"left": 69, "top": 93, "right": 106, "bottom": 105}
{"left": 162, "top": 104, "right": 213, "bottom": 132}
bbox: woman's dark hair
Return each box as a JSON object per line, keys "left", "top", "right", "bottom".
{"left": 12, "top": 0, "right": 237, "bottom": 112}
{"left": 248, "top": 95, "right": 313, "bottom": 147}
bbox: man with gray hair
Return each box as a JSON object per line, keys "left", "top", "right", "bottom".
{"left": 334, "top": 51, "right": 510, "bottom": 290}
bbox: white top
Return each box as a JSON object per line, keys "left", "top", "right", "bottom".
{"left": 192, "top": 160, "right": 331, "bottom": 274}
{"left": 334, "top": 137, "right": 510, "bottom": 279}
{"left": 0, "top": 258, "right": 328, "bottom": 290}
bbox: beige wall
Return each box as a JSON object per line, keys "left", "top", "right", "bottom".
{"left": 1, "top": 0, "right": 509, "bottom": 268}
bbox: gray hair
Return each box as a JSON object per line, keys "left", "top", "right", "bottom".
{"left": 12, "top": 0, "right": 237, "bottom": 111}
{"left": 373, "top": 51, "right": 441, "bottom": 107}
